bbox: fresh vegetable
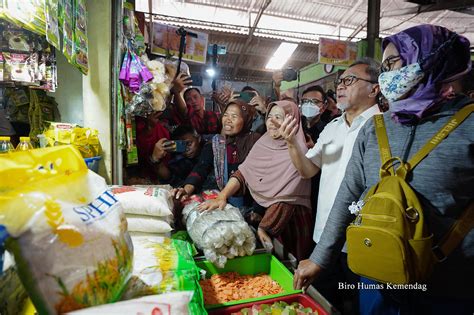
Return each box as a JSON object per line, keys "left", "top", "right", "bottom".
{"left": 232, "top": 301, "right": 317, "bottom": 315}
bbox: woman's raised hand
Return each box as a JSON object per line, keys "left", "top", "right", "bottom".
{"left": 197, "top": 195, "right": 227, "bottom": 212}
{"left": 278, "top": 115, "right": 298, "bottom": 145}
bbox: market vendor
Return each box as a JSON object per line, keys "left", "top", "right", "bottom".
{"left": 198, "top": 100, "right": 313, "bottom": 261}
{"left": 171, "top": 100, "right": 260, "bottom": 208}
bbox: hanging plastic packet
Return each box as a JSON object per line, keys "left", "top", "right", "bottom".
{"left": 72, "top": 0, "right": 88, "bottom": 75}
{"left": 3, "top": 53, "right": 35, "bottom": 83}
{"left": 4, "top": 0, "right": 46, "bottom": 36}
{"left": 45, "top": 0, "right": 60, "bottom": 50}
{"left": 62, "top": 0, "right": 74, "bottom": 63}
{"left": 119, "top": 50, "right": 131, "bottom": 86}
{"left": 4, "top": 30, "right": 31, "bottom": 52}
{"left": 0, "top": 54, "right": 4, "bottom": 81}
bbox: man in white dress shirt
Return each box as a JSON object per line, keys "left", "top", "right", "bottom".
{"left": 277, "top": 58, "right": 382, "bottom": 313}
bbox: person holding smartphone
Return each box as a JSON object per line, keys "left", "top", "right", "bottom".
{"left": 171, "top": 100, "right": 261, "bottom": 207}
{"left": 166, "top": 125, "right": 204, "bottom": 187}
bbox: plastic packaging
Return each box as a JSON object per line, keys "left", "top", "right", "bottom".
{"left": 121, "top": 236, "right": 205, "bottom": 314}
{"left": 183, "top": 202, "right": 256, "bottom": 268}
{"left": 0, "top": 146, "right": 133, "bottom": 314}
{"left": 67, "top": 292, "right": 194, "bottom": 315}
{"left": 15, "top": 136, "right": 34, "bottom": 151}
{"left": 0, "top": 136, "right": 14, "bottom": 153}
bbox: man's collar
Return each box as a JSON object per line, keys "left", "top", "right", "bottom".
{"left": 340, "top": 104, "right": 381, "bottom": 126}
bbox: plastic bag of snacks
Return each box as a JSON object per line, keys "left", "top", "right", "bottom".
{"left": 122, "top": 236, "right": 205, "bottom": 314}
{"left": 0, "top": 146, "right": 133, "bottom": 314}
{"left": 183, "top": 201, "right": 256, "bottom": 268}
{"left": 67, "top": 291, "right": 193, "bottom": 315}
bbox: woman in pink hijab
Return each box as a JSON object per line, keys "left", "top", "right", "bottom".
{"left": 199, "top": 100, "right": 313, "bottom": 261}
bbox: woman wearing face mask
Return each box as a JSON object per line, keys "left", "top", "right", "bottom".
{"left": 293, "top": 24, "right": 473, "bottom": 315}
{"left": 172, "top": 100, "right": 261, "bottom": 208}
{"left": 199, "top": 100, "right": 313, "bottom": 261}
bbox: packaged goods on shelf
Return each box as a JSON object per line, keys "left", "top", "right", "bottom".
{"left": 0, "top": 146, "right": 133, "bottom": 314}
{"left": 68, "top": 291, "right": 194, "bottom": 315}
{"left": 183, "top": 201, "right": 256, "bottom": 268}
{"left": 42, "top": 122, "right": 101, "bottom": 158}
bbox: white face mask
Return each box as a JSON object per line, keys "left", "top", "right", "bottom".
{"left": 300, "top": 103, "right": 321, "bottom": 118}
{"left": 378, "top": 63, "right": 425, "bottom": 102}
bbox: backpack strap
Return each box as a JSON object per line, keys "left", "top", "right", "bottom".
{"left": 373, "top": 114, "right": 394, "bottom": 175}
{"left": 406, "top": 104, "right": 474, "bottom": 172}
{"left": 433, "top": 201, "right": 474, "bottom": 262}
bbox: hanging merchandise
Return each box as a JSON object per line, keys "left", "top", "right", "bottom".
{"left": 3, "top": 0, "right": 46, "bottom": 36}
{"left": 72, "top": 0, "right": 88, "bottom": 74}
{"left": 0, "top": 20, "right": 58, "bottom": 91}
{"left": 3, "top": 53, "right": 35, "bottom": 83}
{"left": 119, "top": 49, "right": 153, "bottom": 93}
{"left": 123, "top": 56, "right": 177, "bottom": 117}
{"left": 44, "top": 0, "right": 60, "bottom": 50}
{"left": 61, "top": 0, "right": 74, "bottom": 64}
{"left": 4, "top": 88, "right": 30, "bottom": 123}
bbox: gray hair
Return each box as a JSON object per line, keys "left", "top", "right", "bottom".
{"left": 349, "top": 57, "right": 381, "bottom": 83}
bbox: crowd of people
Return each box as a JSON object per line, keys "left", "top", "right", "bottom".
{"left": 130, "top": 24, "right": 473, "bottom": 315}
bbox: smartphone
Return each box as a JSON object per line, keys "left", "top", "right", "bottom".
{"left": 239, "top": 91, "right": 257, "bottom": 103}
{"left": 164, "top": 140, "right": 187, "bottom": 153}
{"left": 174, "top": 140, "right": 188, "bottom": 153}
{"left": 185, "top": 73, "right": 203, "bottom": 86}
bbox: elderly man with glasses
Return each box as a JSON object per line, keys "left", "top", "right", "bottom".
{"left": 278, "top": 57, "right": 381, "bottom": 314}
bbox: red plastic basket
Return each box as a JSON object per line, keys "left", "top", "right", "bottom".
{"left": 208, "top": 293, "right": 329, "bottom": 315}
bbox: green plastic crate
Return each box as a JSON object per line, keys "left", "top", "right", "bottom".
{"left": 197, "top": 253, "right": 301, "bottom": 310}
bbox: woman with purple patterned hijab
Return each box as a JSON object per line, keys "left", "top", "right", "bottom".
{"left": 380, "top": 24, "right": 471, "bottom": 123}
{"left": 291, "top": 24, "right": 474, "bottom": 315}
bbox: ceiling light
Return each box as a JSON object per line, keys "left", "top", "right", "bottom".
{"left": 265, "top": 42, "right": 298, "bottom": 70}
{"left": 206, "top": 68, "right": 216, "bottom": 77}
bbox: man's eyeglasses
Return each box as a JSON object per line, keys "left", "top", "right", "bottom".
{"left": 300, "top": 98, "right": 324, "bottom": 107}
{"left": 381, "top": 55, "right": 401, "bottom": 73}
{"left": 335, "top": 75, "right": 377, "bottom": 87}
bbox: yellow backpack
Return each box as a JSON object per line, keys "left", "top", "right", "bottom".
{"left": 346, "top": 104, "right": 474, "bottom": 284}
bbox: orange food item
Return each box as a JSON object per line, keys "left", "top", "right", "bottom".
{"left": 199, "top": 272, "right": 283, "bottom": 305}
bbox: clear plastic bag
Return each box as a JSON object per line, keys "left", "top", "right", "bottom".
{"left": 183, "top": 202, "right": 256, "bottom": 268}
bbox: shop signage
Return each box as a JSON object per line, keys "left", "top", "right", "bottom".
{"left": 318, "top": 37, "right": 357, "bottom": 66}
{"left": 151, "top": 22, "right": 208, "bottom": 64}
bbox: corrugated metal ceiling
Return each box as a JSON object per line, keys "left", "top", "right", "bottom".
{"left": 140, "top": 0, "right": 474, "bottom": 81}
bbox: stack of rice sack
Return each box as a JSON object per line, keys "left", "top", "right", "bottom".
{"left": 111, "top": 185, "right": 174, "bottom": 237}
{"left": 0, "top": 146, "right": 133, "bottom": 314}
{"left": 121, "top": 236, "right": 206, "bottom": 315}
{"left": 183, "top": 199, "right": 256, "bottom": 268}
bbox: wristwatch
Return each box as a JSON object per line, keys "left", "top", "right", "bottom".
{"left": 149, "top": 155, "right": 161, "bottom": 164}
